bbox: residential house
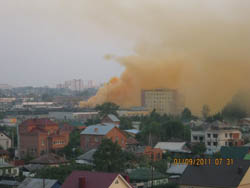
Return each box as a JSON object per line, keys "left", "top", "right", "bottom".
{"left": 154, "top": 142, "right": 191, "bottom": 154}
{"left": 80, "top": 123, "right": 127, "bottom": 151}
{"left": 238, "top": 167, "right": 250, "bottom": 188}
{"left": 0, "top": 158, "right": 19, "bottom": 178}
{"left": 18, "top": 178, "right": 61, "bottom": 188}
{"left": 62, "top": 170, "right": 133, "bottom": 188}
{"left": 128, "top": 168, "right": 168, "bottom": 188}
{"left": 126, "top": 137, "right": 139, "bottom": 152}
{"left": 0, "top": 131, "right": 11, "bottom": 150}
{"left": 101, "top": 114, "right": 120, "bottom": 127}
{"left": 166, "top": 164, "right": 187, "bottom": 183}
{"left": 76, "top": 149, "right": 97, "bottom": 165}
{"left": 19, "top": 118, "right": 70, "bottom": 158}
{"left": 124, "top": 129, "right": 140, "bottom": 138}
{"left": 22, "top": 164, "right": 44, "bottom": 177}
{"left": 179, "top": 160, "right": 250, "bottom": 188}
{"left": 191, "top": 121, "right": 244, "bottom": 154}
{"left": 29, "top": 153, "right": 69, "bottom": 167}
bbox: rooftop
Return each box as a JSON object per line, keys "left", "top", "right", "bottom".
{"left": 179, "top": 160, "right": 250, "bottom": 187}
{"left": 18, "top": 178, "right": 60, "bottom": 188}
{"left": 30, "top": 153, "right": 68, "bottom": 165}
{"left": 154, "top": 142, "right": 191, "bottom": 153}
{"left": 80, "top": 123, "right": 115, "bottom": 135}
{"left": 107, "top": 114, "right": 120, "bottom": 122}
{"left": 62, "top": 171, "right": 128, "bottom": 188}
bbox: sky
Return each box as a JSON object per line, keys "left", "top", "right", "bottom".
{"left": 0, "top": 0, "right": 132, "bottom": 87}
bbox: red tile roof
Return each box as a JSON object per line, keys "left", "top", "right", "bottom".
{"left": 62, "top": 171, "right": 120, "bottom": 188}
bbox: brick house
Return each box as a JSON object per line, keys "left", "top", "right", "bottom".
{"left": 101, "top": 114, "right": 120, "bottom": 127}
{"left": 136, "top": 146, "right": 163, "bottom": 162}
{"left": 80, "top": 123, "right": 126, "bottom": 151}
{"left": 19, "top": 118, "right": 69, "bottom": 158}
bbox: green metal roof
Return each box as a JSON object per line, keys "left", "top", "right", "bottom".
{"left": 128, "top": 168, "right": 167, "bottom": 181}
{"left": 220, "top": 146, "right": 249, "bottom": 160}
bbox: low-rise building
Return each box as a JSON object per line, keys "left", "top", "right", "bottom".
{"left": 128, "top": 168, "right": 168, "bottom": 188}
{"left": 19, "top": 118, "right": 69, "bottom": 158}
{"left": 29, "top": 153, "right": 69, "bottom": 167}
{"left": 80, "top": 123, "right": 127, "bottom": 151}
{"left": 76, "top": 149, "right": 96, "bottom": 165}
{"left": 101, "top": 114, "right": 120, "bottom": 127}
{"left": 18, "top": 178, "right": 61, "bottom": 188}
{"left": 0, "top": 131, "right": 11, "bottom": 150}
{"left": 154, "top": 142, "right": 191, "bottom": 154}
{"left": 62, "top": 171, "right": 133, "bottom": 188}
{"left": 179, "top": 160, "right": 250, "bottom": 188}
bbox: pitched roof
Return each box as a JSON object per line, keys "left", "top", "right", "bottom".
{"left": 80, "top": 124, "right": 115, "bottom": 135}
{"left": 167, "top": 163, "right": 188, "bottom": 175}
{"left": 129, "top": 168, "right": 167, "bottom": 181}
{"left": 154, "top": 142, "right": 191, "bottom": 153}
{"left": 179, "top": 160, "right": 250, "bottom": 187}
{"left": 77, "top": 149, "right": 97, "bottom": 161}
{"left": 125, "top": 129, "right": 140, "bottom": 135}
{"left": 221, "top": 146, "right": 249, "bottom": 160}
{"left": 21, "top": 118, "right": 57, "bottom": 127}
{"left": 18, "top": 178, "right": 59, "bottom": 188}
{"left": 30, "top": 153, "right": 68, "bottom": 165}
{"left": 62, "top": 171, "right": 123, "bottom": 188}
{"left": 126, "top": 137, "right": 139, "bottom": 145}
{"left": 107, "top": 114, "right": 120, "bottom": 122}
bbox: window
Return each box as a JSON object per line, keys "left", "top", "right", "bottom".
{"left": 95, "top": 137, "right": 99, "bottom": 142}
{"left": 213, "top": 134, "right": 218, "bottom": 138}
{"left": 230, "top": 133, "right": 233, "bottom": 138}
{"left": 225, "top": 133, "right": 228, "bottom": 138}
{"left": 42, "top": 140, "right": 45, "bottom": 146}
{"left": 207, "top": 133, "right": 211, "bottom": 138}
{"left": 116, "top": 136, "right": 119, "bottom": 142}
{"left": 213, "top": 142, "right": 218, "bottom": 146}
{"left": 207, "top": 142, "right": 211, "bottom": 146}
{"left": 199, "top": 137, "right": 203, "bottom": 141}
{"left": 193, "top": 136, "right": 198, "bottom": 140}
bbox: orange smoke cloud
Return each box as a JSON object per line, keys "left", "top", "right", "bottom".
{"left": 79, "top": 1, "right": 250, "bottom": 114}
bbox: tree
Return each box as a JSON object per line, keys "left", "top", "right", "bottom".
{"left": 202, "top": 104, "right": 210, "bottom": 119}
{"left": 222, "top": 102, "right": 247, "bottom": 120}
{"left": 191, "top": 143, "right": 206, "bottom": 155}
{"left": 93, "top": 138, "right": 126, "bottom": 172}
{"left": 181, "top": 108, "right": 192, "bottom": 121}
{"left": 57, "top": 129, "right": 83, "bottom": 159}
{"left": 119, "top": 117, "right": 133, "bottom": 130}
{"left": 35, "top": 162, "right": 92, "bottom": 183}
{"left": 95, "top": 102, "right": 119, "bottom": 117}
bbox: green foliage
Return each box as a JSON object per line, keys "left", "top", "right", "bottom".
{"left": 206, "top": 112, "right": 223, "bottom": 122}
{"left": 191, "top": 143, "right": 206, "bottom": 155}
{"left": 213, "top": 152, "right": 222, "bottom": 158}
{"left": 119, "top": 117, "right": 133, "bottom": 130}
{"left": 85, "top": 118, "right": 101, "bottom": 126}
{"left": 35, "top": 163, "right": 92, "bottom": 183}
{"left": 95, "top": 102, "right": 119, "bottom": 117}
{"left": 93, "top": 138, "right": 126, "bottom": 172}
{"left": 137, "top": 112, "right": 191, "bottom": 145}
{"left": 153, "top": 159, "right": 169, "bottom": 174}
{"left": 57, "top": 129, "right": 83, "bottom": 160}
{"left": 181, "top": 108, "right": 192, "bottom": 121}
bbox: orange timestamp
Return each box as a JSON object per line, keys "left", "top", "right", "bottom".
{"left": 173, "top": 158, "right": 234, "bottom": 166}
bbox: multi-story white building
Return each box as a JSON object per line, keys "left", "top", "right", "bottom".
{"left": 141, "top": 89, "right": 184, "bottom": 115}
{"left": 191, "top": 123, "right": 244, "bottom": 154}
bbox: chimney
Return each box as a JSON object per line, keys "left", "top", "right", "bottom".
{"left": 79, "top": 177, "right": 86, "bottom": 188}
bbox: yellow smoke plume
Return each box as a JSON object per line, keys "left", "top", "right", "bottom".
{"left": 79, "top": 0, "right": 250, "bottom": 114}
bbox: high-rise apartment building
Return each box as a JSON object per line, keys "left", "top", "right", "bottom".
{"left": 141, "top": 88, "right": 184, "bottom": 115}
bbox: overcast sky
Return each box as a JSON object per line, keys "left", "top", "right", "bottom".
{"left": 0, "top": 0, "right": 133, "bottom": 87}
